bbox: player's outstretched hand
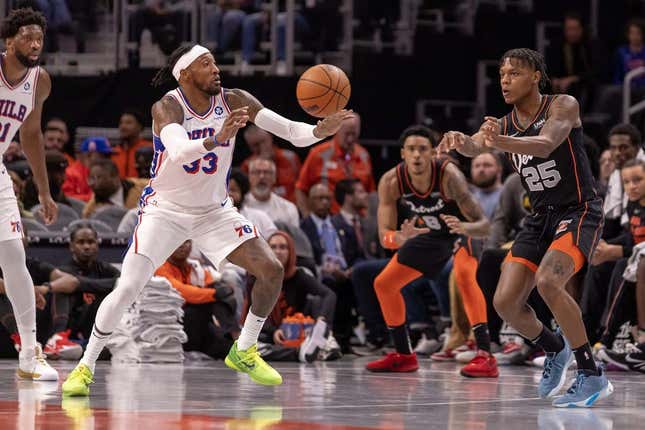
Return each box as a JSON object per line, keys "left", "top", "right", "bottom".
{"left": 439, "top": 214, "right": 464, "bottom": 235}
{"left": 481, "top": 116, "right": 500, "bottom": 148}
{"left": 400, "top": 217, "right": 430, "bottom": 240}
{"left": 216, "top": 107, "right": 249, "bottom": 143}
{"left": 38, "top": 193, "right": 58, "bottom": 225}
{"left": 313, "top": 109, "right": 354, "bottom": 139}
{"left": 437, "top": 131, "right": 467, "bottom": 154}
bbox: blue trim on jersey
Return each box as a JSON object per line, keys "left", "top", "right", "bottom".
{"left": 151, "top": 135, "right": 165, "bottom": 179}
{"left": 177, "top": 86, "right": 214, "bottom": 118}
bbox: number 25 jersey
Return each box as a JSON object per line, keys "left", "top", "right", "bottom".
{"left": 501, "top": 94, "right": 597, "bottom": 211}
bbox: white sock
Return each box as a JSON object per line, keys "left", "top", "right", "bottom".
{"left": 238, "top": 309, "right": 266, "bottom": 350}
{"left": 80, "top": 251, "right": 154, "bottom": 374}
{"left": 0, "top": 240, "right": 37, "bottom": 360}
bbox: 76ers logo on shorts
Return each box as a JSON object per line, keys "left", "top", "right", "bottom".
{"left": 234, "top": 223, "right": 256, "bottom": 237}
{"left": 10, "top": 218, "right": 21, "bottom": 233}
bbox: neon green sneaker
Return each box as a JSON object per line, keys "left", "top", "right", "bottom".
{"left": 225, "top": 341, "right": 283, "bottom": 386}
{"left": 62, "top": 364, "right": 94, "bottom": 397}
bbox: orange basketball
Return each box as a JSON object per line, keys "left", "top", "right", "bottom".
{"left": 296, "top": 64, "right": 351, "bottom": 118}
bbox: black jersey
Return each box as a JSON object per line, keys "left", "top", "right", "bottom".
{"left": 627, "top": 201, "right": 645, "bottom": 245}
{"left": 502, "top": 94, "right": 597, "bottom": 211}
{"left": 395, "top": 158, "right": 462, "bottom": 240}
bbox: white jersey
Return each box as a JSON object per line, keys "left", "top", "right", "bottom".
{"left": 0, "top": 57, "right": 40, "bottom": 192}
{"left": 144, "top": 87, "right": 234, "bottom": 208}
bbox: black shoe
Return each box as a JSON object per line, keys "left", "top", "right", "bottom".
{"left": 599, "top": 347, "right": 630, "bottom": 371}
{"left": 626, "top": 343, "right": 645, "bottom": 373}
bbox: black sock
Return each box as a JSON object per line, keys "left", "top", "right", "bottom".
{"left": 531, "top": 325, "right": 564, "bottom": 354}
{"left": 473, "top": 323, "right": 491, "bottom": 352}
{"left": 389, "top": 324, "right": 412, "bottom": 354}
{"left": 572, "top": 343, "right": 599, "bottom": 375}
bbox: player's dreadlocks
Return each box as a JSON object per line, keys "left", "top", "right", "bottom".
{"left": 151, "top": 45, "right": 194, "bottom": 87}
{"left": 0, "top": 7, "right": 46, "bottom": 39}
{"left": 500, "top": 48, "right": 550, "bottom": 90}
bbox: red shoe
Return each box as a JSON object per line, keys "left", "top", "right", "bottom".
{"left": 460, "top": 350, "right": 499, "bottom": 378}
{"left": 44, "top": 330, "right": 83, "bottom": 360}
{"left": 10, "top": 333, "right": 21, "bottom": 353}
{"left": 366, "top": 352, "right": 419, "bottom": 372}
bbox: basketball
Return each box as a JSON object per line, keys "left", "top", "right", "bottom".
{"left": 296, "top": 64, "right": 351, "bottom": 118}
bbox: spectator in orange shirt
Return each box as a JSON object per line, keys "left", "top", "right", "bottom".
{"left": 62, "top": 137, "right": 112, "bottom": 202}
{"left": 44, "top": 117, "right": 74, "bottom": 165}
{"left": 295, "top": 113, "right": 375, "bottom": 216}
{"left": 155, "top": 240, "right": 239, "bottom": 359}
{"left": 241, "top": 125, "right": 301, "bottom": 203}
{"left": 110, "top": 108, "right": 152, "bottom": 179}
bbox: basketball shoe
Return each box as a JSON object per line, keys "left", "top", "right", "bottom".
{"left": 538, "top": 330, "right": 574, "bottom": 398}
{"left": 44, "top": 330, "right": 83, "bottom": 360}
{"left": 460, "top": 350, "right": 499, "bottom": 377}
{"left": 62, "top": 364, "right": 94, "bottom": 396}
{"left": 366, "top": 352, "right": 419, "bottom": 372}
{"left": 225, "top": 341, "right": 283, "bottom": 385}
{"left": 552, "top": 369, "right": 614, "bottom": 408}
{"left": 17, "top": 344, "right": 58, "bottom": 381}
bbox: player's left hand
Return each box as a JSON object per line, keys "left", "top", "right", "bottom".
{"left": 38, "top": 193, "right": 58, "bottom": 225}
{"left": 440, "top": 214, "right": 464, "bottom": 235}
{"left": 591, "top": 240, "right": 612, "bottom": 266}
{"left": 313, "top": 109, "right": 354, "bottom": 138}
{"left": 481, "top": 116, "right": 501, "bottom": 148}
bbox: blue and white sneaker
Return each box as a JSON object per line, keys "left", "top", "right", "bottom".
{"left": 538, "top": 329, "right": 574, "bottom": 398}
{"left": 552, "top": 369, "right": 614, "bottom": 408}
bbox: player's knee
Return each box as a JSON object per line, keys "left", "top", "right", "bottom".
{"left": 261, "top": 255, "right": 284, "bottom": 284}
{"left": 373, "top": 272, "right": 389, "bottom": 298}
{"left": 535, "top": 272, "right": 564, "bottom": 303}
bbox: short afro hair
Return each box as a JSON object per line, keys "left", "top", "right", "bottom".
{"left": 500, "top": 48, "right": 550, "bottom": 91}
{"left": 1, "top": 8, "right": 46, "bottom": 39}
{"left": 398, "top": 125, "right": 436, "bottom": 147}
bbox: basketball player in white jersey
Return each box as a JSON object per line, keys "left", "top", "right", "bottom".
{"left": 0, "top": 9, "right": 58, "bottom": 380}
{"left": 62, "top": 44, "right": 351, "bottom": 395}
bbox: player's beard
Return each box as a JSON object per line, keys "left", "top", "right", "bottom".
{"left": 15, "top": 51, "right": 39, "bottom": 68}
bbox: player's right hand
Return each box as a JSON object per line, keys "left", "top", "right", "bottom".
{"left": 400, "top": 217, "right": 430, "bottom": 239}
{"left": 38, "top": 193, "right": 58, "bottom": 225}
{"left": 215, "top": 106, "right": 249, "bottom": 143}
{"left": 437, "top": 131, "right": 467, "bottom": 154}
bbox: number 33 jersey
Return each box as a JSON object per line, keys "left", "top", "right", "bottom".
{"left": 501, "top": 94, "right": 597, "bottom": 211}
{"left": 146, "top": 87, "right": 234, "bottom": 208}
{"left": 395, "top": 158, "right": 462, "bottom": 240}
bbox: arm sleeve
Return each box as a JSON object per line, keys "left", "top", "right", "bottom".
{"left": 254, "top": 108, "right": 320, "bottom": 148}
{"left": 160, "top": 123, "right": 209, "bottom": 164}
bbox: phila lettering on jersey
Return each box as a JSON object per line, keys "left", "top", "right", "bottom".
{"left": 501, "top": 94, "right": 597, "bottom": 211}
{"left": 142, "top": 87, "right": 234, "bottom": 208}
{"left": 0, "top": 56, "right": 40, "bottom": 192}
{"left": 396, "top": 158, "right": 462, "bottom": 239}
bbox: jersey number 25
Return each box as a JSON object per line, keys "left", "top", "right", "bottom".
{"left": 183, "top": 152, "right": 218, "bottom": 175}
{"left": 522, "top": 160, "right": 562, "bottom": 192}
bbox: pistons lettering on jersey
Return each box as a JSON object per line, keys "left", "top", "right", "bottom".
{"left": 402, "top": 198, "right": 445, "bottom": 214}
{"left": 0, "top": 99, "right": 27, "bottom": 122}
{"left": 511, "top": 153, "right": 534, "bottom": 171}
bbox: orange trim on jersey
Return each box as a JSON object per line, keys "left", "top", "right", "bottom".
{"left": 576, "top": 201, "right": 589, "bottom": 246}
{"left": 567, "top": 137, "right": 582, "bottom": 203}
{"left": 0, "top": 55, "right": 32, "bottom": 90}
{"left": 589, "top": 218, "right": 602, "bottom": 260}
{"left": 502, "top": 116, "right": 508, "bottom": 135}
{"left": 548, "top": 232, "right": 586, "bottom": 273}
{"left": 439, "top": 159, "right": 452, "bottom": 202}
{"left": 544, "top": 94, "right": 559, "bottom": 119}
{"left": 510, "top": 94, "right": 549, "bottom": 132}
{"left": 403, "top": 161, "right": 434, "bottom": 199}
{"left": 503, "top": 250, "right": 538, "bottom": 272}
{"left": 395, "top": 163, "right": 405, "bottom": 195}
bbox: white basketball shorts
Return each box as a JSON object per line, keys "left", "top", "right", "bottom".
{"left": 0, "top": 164, "right": 22, "bottom": 243}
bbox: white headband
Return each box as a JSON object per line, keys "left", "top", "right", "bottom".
{"left": 172, "top": 45, "right": 211, "bottom": 81}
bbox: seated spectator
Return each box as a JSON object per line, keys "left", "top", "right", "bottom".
{"left": 301, "top": 183, "right": 360, "bottom": 352}
{"left": 548, "top": 12, "right": 601, "bottom": 108}
{"left": 3, "top": 140, "right": 25, "bottom": 164}
{"left": 207, "top": 0, "right": 258, "bottom": 53}
{"left": 244, "top": 158, "right": 299, "bottom": 228}
{"left": 243, "top": 231, "right": 337, "bottom": 362}
{"left": 135, "top": 146, "right": 155, "bottom": 179}
{"left": 63, "top": 136, "right": 112, "bottom": 202}
{"left": 615, "top": 18, "right": 645, "bottom": 87}
{"left": 22, "top": 150, "right": 71, "bottom": 210}
{"left": 155, "top": 240, "right": 239, "bottom": 360}
{"left": 82, "top": 159, "right": 147, "bottom": 218}
{"left": 241, "top": 125, "right": 301, "bottom": 202}
{"left": 296, "top": 113, "right": 375, "bottom": 216}
{"left": 127, "top": 0, "right": 187, "bottom": 67}
{"left": 8, "top": 170, "right": 32, "bottom": 219}
{"left": 332, "top": 178, "right": 379, "bottom": 259}
{"left": 469, "top": 152, "right": 503, "bottom": 219}
{"left": 111, "top": 108, "right": 153, "bottom": 179}
{"left": 228, "top": 168, "right": 277, "bottom": 238}
{"left": 43, "top": 117, "right": 73, "bottom": 165}
{"left": 598, "top": 149, "right": 615, "bottom": 197}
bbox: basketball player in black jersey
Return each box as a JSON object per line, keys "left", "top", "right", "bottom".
{"left": 439, "top": 48, "right": 613, "bottom": 407}
{"left": 366, "top": 125, "right": 495, "bottom": 376}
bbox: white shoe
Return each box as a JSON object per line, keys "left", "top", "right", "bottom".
{"left": 17, "top": 345, "right": 59, "bottom": 381}
{"left": 414, "top": 334, "right": 441, "bottom": 355}
{"left": 319, "top": 332, "right": 342, "bottom": 361}
{"left": 455, "top": 349, "right": 478, "bottom": 363}
{"left": 299, "top": 319, "right": 328, "bottom": 363}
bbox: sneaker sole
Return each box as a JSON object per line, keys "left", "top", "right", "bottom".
{"left": 224, "top": 356, "right": 282, "bottom": 385}
{"left": 552, "top": 381, "right": 614, "bottom": 408}
{"left": 460, "top": 369, "right": 500, "bottom": 378}
{"left": 366, "top": 366, "right": 419, "bottom": 373}
{"left": 16, "top": 368, "right": 59, "bottom": 381}
{"left": 62, "top": 385, "right": 90, "bottom": 397}
{"left": 542, "top": 352, "right": 575, "bottom": 399}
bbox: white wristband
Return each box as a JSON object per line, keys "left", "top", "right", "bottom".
{"left": 254, "top": 108, "right": 320, "bottom": 147}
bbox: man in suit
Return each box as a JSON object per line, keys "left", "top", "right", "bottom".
{"left": 301, "top": 183, "right": 360, "bottom": 352}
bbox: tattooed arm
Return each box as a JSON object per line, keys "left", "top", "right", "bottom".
{"left": 440, "top": 163, "right": 490, "bottom": 238}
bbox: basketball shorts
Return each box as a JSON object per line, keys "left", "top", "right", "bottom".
{"left": 0, "top": 164, "right": 22, "bottom": 243}
{"left": 505, "top": 198, "right": 603, "bottom": 273}
{"left": 397, "top": 234, "right": 456, "bottom": 278}
{"left": 457, "top": 236, "right": 483, "bottom": 259}
{"left": 131, "top": 195, "right": 259, "bottom": 270}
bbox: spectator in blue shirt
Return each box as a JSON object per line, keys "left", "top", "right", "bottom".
{"left": 615, "top": 19, "right": 645, "bottom": 87}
